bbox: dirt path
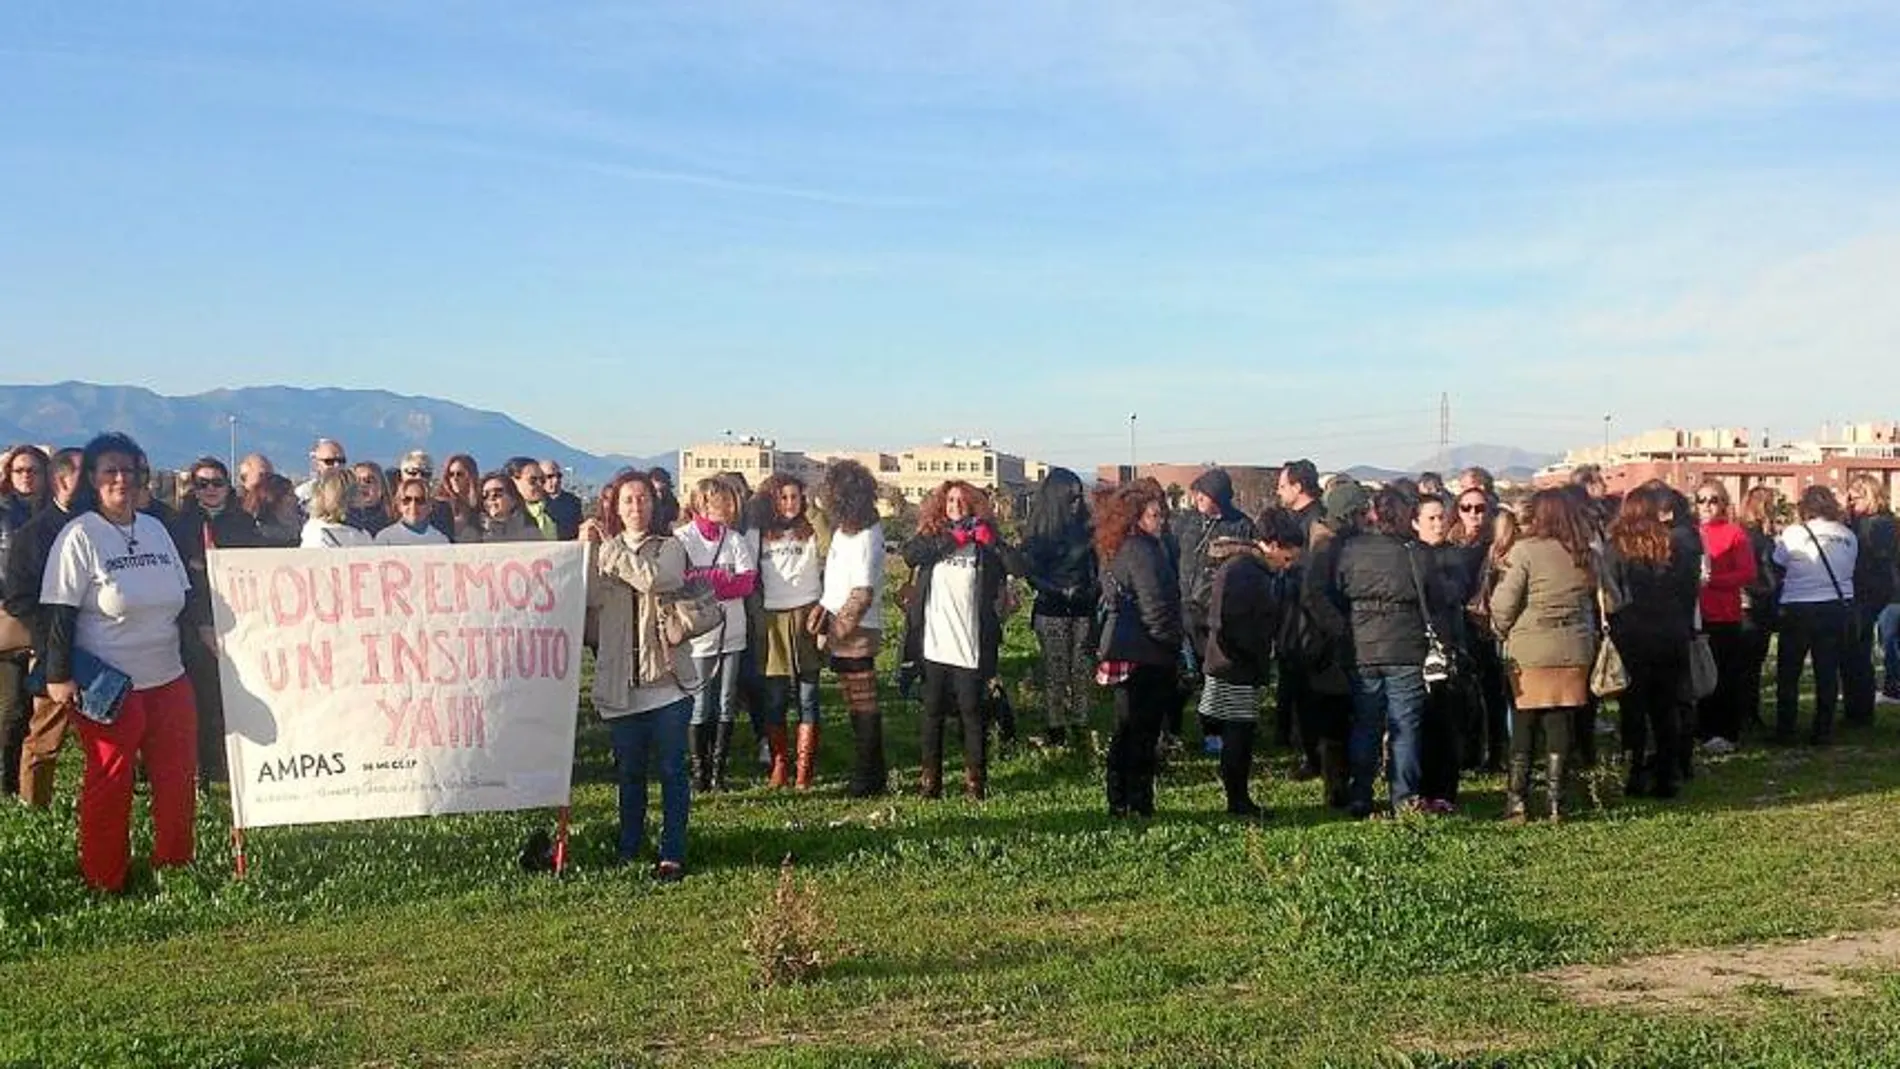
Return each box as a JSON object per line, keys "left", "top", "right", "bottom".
{"left": 1540, "top": 928, "right": 1900, "bottom": 1011}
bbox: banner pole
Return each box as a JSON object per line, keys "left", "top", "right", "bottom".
{"left": 553, "top": 805, "right": 571, "bottom": 875}
{"left": 205, "top": 535, "right": 249, "bottom": 881}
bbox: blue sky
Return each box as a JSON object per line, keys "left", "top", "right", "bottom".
{"left": 3, "top": 1, "right": 1897, "bottom": 471}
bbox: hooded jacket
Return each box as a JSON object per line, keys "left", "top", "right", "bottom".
{"left": 1175, "top": 500, "right": 1257, "bottom": 617}
{"left": 1023, "top": 521, "right": 1098, "bottom": 618}
{"left": 1202, "top": 543, "right": 1291, "bottom": 687}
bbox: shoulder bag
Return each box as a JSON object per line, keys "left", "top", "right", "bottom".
{"left": 1404, "top": 545, "right": 1455, "bottom": 685}
{"left": 1590, "top": 578, "right": 1629, "bottom": 699}
{"left": 661, "top": 531, "right": 728, "bottom": 647}
{"left": 1686, "top": 602, "right": 1718, "bottom": 701}
{"left": 1800, "top": 521, "right": 1861, "bottom": 645}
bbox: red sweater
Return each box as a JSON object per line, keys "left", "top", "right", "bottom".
{"left": 1698, "top": 519, "right": 1756, "bottom": 625}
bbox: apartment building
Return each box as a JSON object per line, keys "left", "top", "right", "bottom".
{"left": 1536, "top": 422, "right": 1900, "bottom": 500}
{"left": 676, "top": 436, "right": 827, "bottom": 485}
{"left": 893, "top": 438, "right": 1028, "bottom": 502}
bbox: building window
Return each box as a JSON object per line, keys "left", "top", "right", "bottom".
{"left": 984, "top": 455, "right": 995, "bottom": 474}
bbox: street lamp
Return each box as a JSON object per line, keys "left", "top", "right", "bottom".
{"left": 228, "top": 415, "right": 238, "bottom": 473}
{"left": 1602, "top": 413, "right": 1612, "bottom": 459}
{"left": 1128, "top": 412, "right": 1138, "bottom": 472}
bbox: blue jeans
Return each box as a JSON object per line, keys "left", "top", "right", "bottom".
{"left": 1879, "top": 604, "right": 1900, "bottom": 689}
{"left": 1348, "top": 665, "right": 1426, "bottom": 814}
{"left": 608, "top": 697, "right": 692, "bottom": 864}
{"left": 763, "top": 676, "right": 822, "bottom": 726}
{"left": 690, "top": 651, "right": 742, "bottom": 726}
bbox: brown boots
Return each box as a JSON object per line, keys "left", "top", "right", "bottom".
{"left": 794, "top": 724, "right": 819, "bottom": 790}
{"left": 766, "top": 725, "right": 790, "bottom": 789}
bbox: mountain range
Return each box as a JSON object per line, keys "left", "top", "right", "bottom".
{"left": 0, "top": 382, "right": 1561, "bottom": 487}
{"left": 0, "top": 382, "right": 670, "bottom": 483}
{"left": 1344, "top": 444, "right": 1560, "bottom": 484}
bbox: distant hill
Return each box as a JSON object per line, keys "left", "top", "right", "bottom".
{"left": 1340, "top": 444, "right": 1558, "bottom": 485}
{"left": 0, "top": 381, "right": 669, "bottom": 483}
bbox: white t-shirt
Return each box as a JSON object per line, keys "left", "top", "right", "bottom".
{"left": 1775, "top": 520, "right": 1859, "bottom": 605}
{"left": 302, "top": 519, "right": 373, "bottom": 549}
{"left": 375, "top": 522, "right": 449, "bottom": 547}
{"left": 42, "top": 512, "right": 191, "bottom": 689}
{"left": 760, "top": 533, "right": 824, "bottom": 610}
{"left": 821, "top": 525, "right": 885, "bottom": 632}
{"left": 922, "top": 543, "right": 982, "bottom": 669}
{"left": 675, "top": 522, "right": 757, "bottom": 657}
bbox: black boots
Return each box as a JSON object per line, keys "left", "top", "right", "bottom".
{"left": 1317, "top": 739, "right": 1349, "bottom": 810}
{"left": 1219, "top": 722, "right": 1262, "bottom": 817}
{"left": 688, "top": 723, "right": 713, "bottom": 793}
{"left": 847, "top": 712, "right": 888, "bottom": 798}
{"left": 709, "top": 721, "right": 733, "bottom": 793}
{"left": 1504, "top": 754, "right": 1531, "bottom": 823}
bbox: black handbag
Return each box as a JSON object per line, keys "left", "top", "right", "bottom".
{"left": 1095, "top": 571, "right": 1144, "bottom": 660}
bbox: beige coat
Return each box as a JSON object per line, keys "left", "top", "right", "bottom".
{"left": 588, "top": 532, "right": 691, "bottom": 712}
{"left": 1490, "top": 538, "right": 1599, "bottom": 667}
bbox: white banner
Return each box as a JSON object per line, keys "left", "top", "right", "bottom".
{"left": 207, "top": 542, "right": 588, "bottom": 829}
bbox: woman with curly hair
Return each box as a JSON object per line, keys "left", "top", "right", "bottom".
{"left": 754, "top": 473, "right": 827, "bottom": 788}
{"left": 1096, "top": 483, "right": 1182, "bottom": 817}
{"left": 1022, "top": 468, "right": 1097, "bottom": 747}
{"left": 816, "top": 460, "right": 888, "bottom": 796}
{"left": 1490, "top": 489, "right": 1599, "bottom": 820}
{"left": 243, "top": 471, "right": 302, "bottom": 547}
{"left": 901, "top": 480, "right": 1025, "bottom": 800}
{"left": 1601, "top": 482, "right": 1701, "bottom": 798}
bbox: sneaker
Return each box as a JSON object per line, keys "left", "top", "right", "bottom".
{"left": 1877, "top": 692, "right": 1900, "bottom": 706}
{"left": 652, "top": 860, "right": 685, "bottom": 883}
{"left": 1202, "top": 735, "right": 1224, "bottom": 757}
{"left": 757, "top": 738, "right": 772, "bottom": 770}
{"left": 1702, "top": 736, "right": 1736, "bottom": 756}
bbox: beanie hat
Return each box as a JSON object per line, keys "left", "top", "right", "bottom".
{"left": 1189, "top": 468, "right": 1235, "bottom": 508}
{"left": 1322, "top": 480, "right": 1370, "bottom": 528}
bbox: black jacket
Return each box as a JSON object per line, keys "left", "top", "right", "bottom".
{"left": 1100, "top": 533, "right": 1182, "bottom": 667}
{"left": 1022, "top": 524, "right": 1098, "bottom": 619}
{"left": 1601, "top": 542, "right": 1700, "bottom": 651}
{"left": 900, "top": 524, "right": 1025, "bottom": 678}
{"left": 1174, "top": 506, "right": 1256, "bottom": 618}
{"left": 1322, "top": 531, "right": 1435, "bottom": 670}
{"left": 1202, "top": 548, "right": 1289, "bottom": 686}
{"left": 3, "top": 502, "right": 76, "bottom": 652}
{"left": 546, "top": 490, "right": 585, "bottom": 542}
{"left": 170, "top": 504, "right": 264, "bottom": 632}
{"left": 0, "top": 495, "right": 39, "bottom": 601}
{"left": 1854, "top": 512, "right": 1899, "bottom": 609}
{"left": 1425, "top": 541, "right": 1478, "bottom": 648}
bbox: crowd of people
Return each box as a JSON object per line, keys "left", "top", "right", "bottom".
{"left": 2, "top": 431, "right": 1896, "bottom": 892}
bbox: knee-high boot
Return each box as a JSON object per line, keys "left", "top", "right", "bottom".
{"left": 793, "top": 723, "right": 819, "bottom": 790}
{"left": 688, "top": 723, "right": 712, "bottom": 792}
{"left": 1220, "top": 721, "right": 1261, "bottom": 817}
{"left": 709, "top": 721, "right": 733, "bottom": 793}
{"left": 1545, "top": 751, "right": 1567, "bottom": 823}
{"left": 1504, "top": 754, "right": 1531, "bottom": 823}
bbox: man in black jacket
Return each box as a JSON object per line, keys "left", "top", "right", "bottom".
{"left": 1173, "top": 468, "right": 1256, "bottom": 754}
{"left": 1274, "top": 459, "right": 1327, "bottom": 773}
{"left": 539, "top": 460, "right": 585, "bottom": 541}
{"left": 3, "top": 447, "right": 81, "bottom": 807}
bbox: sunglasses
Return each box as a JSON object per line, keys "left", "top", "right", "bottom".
{"left": 194, "top": 477, "right": 228, "bottom": 490}
{"left": 1695, "top": 496, "right": 1721, "bottom": 505}
{"left": 1458, "top": 504, "right": 1487, "bottom": 514}
{"left": 8, "top": 466, "right": 38, "bottom": 476}
{"left": 481, "top": 489, "right": 509, "bottom": 500}
{"left": 316, "top": 456, "right": 347, "bottom": 467}
{"left": 402, "top": 467, "right": 431, "bottom": 478}
{"left": 399, "top": 495, "right": 429, "bottom": 505}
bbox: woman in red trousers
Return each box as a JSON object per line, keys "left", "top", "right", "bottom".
{"left": 41, "top": 433, "right": 197, "bottom": 893}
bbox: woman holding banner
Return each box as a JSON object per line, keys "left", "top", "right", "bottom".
{"left": 583, "top": 471, "right": 693, "bottom": 881}
{"left": 41, "top": 432, "right": 198, "bottom": 893}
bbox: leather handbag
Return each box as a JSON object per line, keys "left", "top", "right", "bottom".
{"left": 0, "top": 610, "right": 30, "bottom": 656}
{"left": 662, "top": 531, "right": 729, "bottom": 647}
{"left": 1590, "top": 586, "right": 1628, "bottom": 699}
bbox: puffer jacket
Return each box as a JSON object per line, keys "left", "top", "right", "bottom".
{"left": 1326, "top": 531, "right": 1431, "bottom": 670}
{"left": 588, "top": 532, "right": 691, "bottom": 708}
{"left": 1101, "top": 533, "right": 1182, "bottom": 666}
{"left": 1201, "top": 543, "right": 1288, "bottom": 686}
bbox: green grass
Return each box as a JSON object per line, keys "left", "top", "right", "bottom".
{"left": 6, "top": 615, "right": 1900, "bottom": 1068}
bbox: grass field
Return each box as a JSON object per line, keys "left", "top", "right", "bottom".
{"left": 6, "top": 613, "right": 1900, "bottom": 1068}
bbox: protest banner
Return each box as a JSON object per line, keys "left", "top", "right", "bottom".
{"left": 207, "top": 542, "right": 589, "bottom": 831}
